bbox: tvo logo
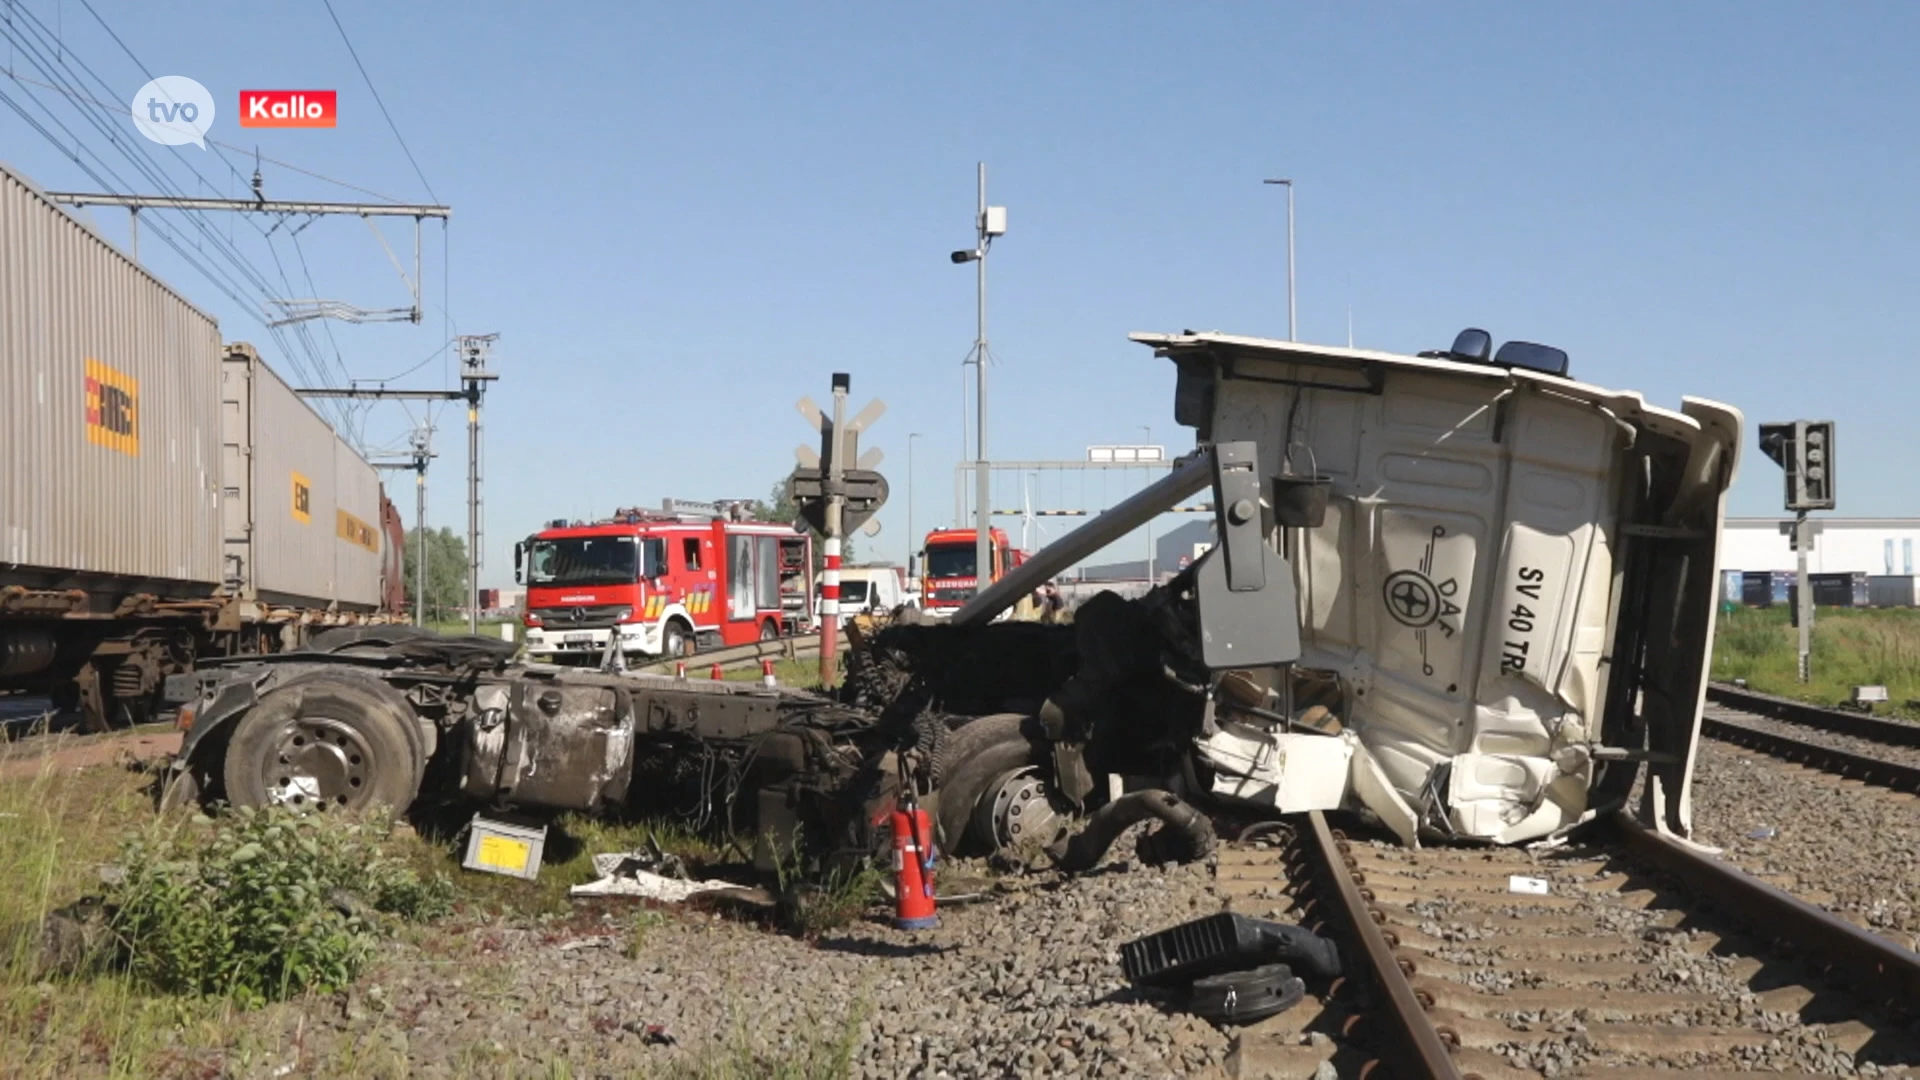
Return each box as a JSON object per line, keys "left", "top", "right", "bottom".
{"left": 130, "top": 76, "right": 215, "bottom": 149}
{"left": 240, "top": 90, "right": 337, "bottom": 128}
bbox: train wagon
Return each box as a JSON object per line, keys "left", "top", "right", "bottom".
{"left": 0, "top": 162, "right": 404, "bottom": 728}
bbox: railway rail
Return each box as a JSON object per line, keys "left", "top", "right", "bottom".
{"left": 1222, "top": 810, "right": 1920, "bottom": 1077}
{"left": 1707, "top": 683, "right": 1920, "bottom": 748}
{"left": 1702, "top": 683, "right": 1920, "bottom": 794}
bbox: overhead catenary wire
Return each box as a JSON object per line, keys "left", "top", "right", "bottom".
{"left": 0, "top": 10, "right": 352, "bottom": 422}
{"left": 3, "top": 65, "right": 406, "bottom": 203}
{"left": 0, "top": 5, "right": 446, "bottom": 434}
{"left": 319, "top": 0, "right": 438, "bottom": 204}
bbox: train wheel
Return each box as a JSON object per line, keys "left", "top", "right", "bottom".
{"left": 222, "top": 676, "right": 420, "bottom": 812}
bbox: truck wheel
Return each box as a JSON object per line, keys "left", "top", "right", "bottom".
{"left": 759, "top": 619, "right": 779, "bottom": 641}
{"left": 662, "top": 620, "right": 690, "bottom": 658}
{"left": 933, "top": 713, "right": 1046, "bottom": 857}
{"left": 221, "top": 676, "right": 420, "bottom": 812}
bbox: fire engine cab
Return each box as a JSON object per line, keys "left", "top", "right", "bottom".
{"left": 516, "top": 500, "right": 813, "bottom": 664}
{"left": 918, "top": 527, "right": 1041, "bottom": 620}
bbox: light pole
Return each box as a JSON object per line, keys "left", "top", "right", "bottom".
{"left": 950, "top": 163, "right": 1007, "bottom": 594}
{"left": 1263, "top": 178, "right": 1296, "bottom": 341}
{"left": 1141, "top": 425, "right": 1154, "bottom": 583}
{"left": 907, "top": 432, "right": 923, "bottom": 580}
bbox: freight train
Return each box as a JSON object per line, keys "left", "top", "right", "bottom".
{"left": 0, "top": 163, "right": 406, "bottom": 729}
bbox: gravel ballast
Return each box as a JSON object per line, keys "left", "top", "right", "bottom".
{"left": 1688, "top": 739, "right": 1920, "bottom": 943}
{"left": 282, "top": 833, "right": 1234, "bottom": 1078}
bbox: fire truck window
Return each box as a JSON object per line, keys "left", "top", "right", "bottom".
{"left": 924, "top": 545, "right": 975, "bottom": 579}
{"left": 682, "top": 537, "right": 702, "bottom": 571}
{"left": 642, "top": 538, "right": 667, "bottom": 579}
{"left": 756, "top": 536, "right": 780, "bottom": 607}
{"left": 526, "top": 536, "right": 639, "bottom": 587}
{"left": 728, "top": 535, "right": 755, "bottom": 619}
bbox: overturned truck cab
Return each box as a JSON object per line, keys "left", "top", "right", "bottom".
{"left": 1017, "top": 330, "right": 1740, "bottom": 845}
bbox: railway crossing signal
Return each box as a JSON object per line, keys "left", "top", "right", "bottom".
{"left": 789, "top": 374, "right": 887, "bottom": 685}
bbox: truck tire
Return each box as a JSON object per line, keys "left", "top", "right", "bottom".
{"left": 662, "top": 620, "right": 691, "bottom": 658}
{"left": 759, "top": 619, "right": 779, "bottom": 641}
{"left": 221, "top": 675, "right": 421, "bottom": 812}
{"left": 933, "top": 712, "right": 1045, "bottom": 857}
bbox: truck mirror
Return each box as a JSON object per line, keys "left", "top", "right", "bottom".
{"left": 513, "top": 541, "right": 525, "bottom": 585}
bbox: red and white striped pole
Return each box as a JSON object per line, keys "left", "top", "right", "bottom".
{"left": 819, "top": 515, "right": 843, "bottom": 686}
{"left": 820, "top": 372, "right": 850, "bottom": 688}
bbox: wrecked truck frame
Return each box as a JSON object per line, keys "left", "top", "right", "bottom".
{"left": 162, "top": 327, "right": 1739, "bottom": 867}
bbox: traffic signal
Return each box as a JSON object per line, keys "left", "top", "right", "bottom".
{"left": 1757, "top": 420, "right": 1835, "bottom": 512}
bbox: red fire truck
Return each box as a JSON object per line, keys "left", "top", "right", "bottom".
{"left": 919, "top": 527, "right": 1042, "bottom": 619}
{"left": 516, "top": 500, "right": 813, "bottom": 664}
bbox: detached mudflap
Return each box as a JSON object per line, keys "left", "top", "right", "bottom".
{"left": 462, "top": 681, "right": 634, "bottom": 812}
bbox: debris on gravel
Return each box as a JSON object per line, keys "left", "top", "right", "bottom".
{"left": 272, "top": 824, "right": 1234, "bottom": 1078}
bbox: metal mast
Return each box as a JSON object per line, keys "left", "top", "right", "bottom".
{"left": 459, "top": 335, "right": 499, "bottom": 633}
{"left": 949, "top": 164, "right": 1005, "bottom": 593}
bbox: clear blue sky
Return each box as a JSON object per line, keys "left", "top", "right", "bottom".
{"left": 6, "top": 2, "right": 1916, "bottom": 587}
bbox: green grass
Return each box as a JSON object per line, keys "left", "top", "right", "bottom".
{"left": 1712, "top": 605, "right": 1920, "bottom": 718}
{"left": 426, "top": 617, "right": 520, "bottom": 644}
{"left": 719, "top": 659, "right": 820, "bottom": 688}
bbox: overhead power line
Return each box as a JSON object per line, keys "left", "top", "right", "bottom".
{"left": 320, "top": 0, "right": 439, "bottom": 204}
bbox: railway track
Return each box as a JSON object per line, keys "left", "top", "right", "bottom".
{"left": 1702, "top": 684, "right": 1920, "bottom": 794}
{"left": 1219, "top": 811, "right": 1920, "bottom": 1078}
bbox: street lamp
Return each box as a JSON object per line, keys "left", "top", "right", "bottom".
{"left": 951, "top": 163, "right": 1007, "bottom": 594}
{"left": 907, "top": 432, "right": 923, "bottom": 580}
{"left": 1263, "top": 178, "right": 1296, "bottom": 341}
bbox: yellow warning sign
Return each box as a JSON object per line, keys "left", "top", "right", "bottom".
{"left": 476, "top": 834, "right": 532, "bottom": 874}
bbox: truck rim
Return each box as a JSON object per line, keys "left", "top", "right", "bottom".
{"left": 264, "top": 714, "right": 375, "bottom": 809}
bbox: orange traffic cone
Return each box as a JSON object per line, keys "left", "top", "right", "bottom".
{"left": 674, "top": 661, "right": 687, "bottom": 681}
{"left": 891, "top": 797, "right": 938, "bottom": 930}
{"left": 761, "top": 659, "right": 776, "bottom": 688}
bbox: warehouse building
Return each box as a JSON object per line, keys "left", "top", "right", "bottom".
{"left": 1719, "top": 517, "right": 1920, "bottom": 608}
{"left": 1720, "top": 518, "right": 1920, "bottom": 575}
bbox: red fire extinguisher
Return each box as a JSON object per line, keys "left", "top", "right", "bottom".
{"left": 890, "top": 788, "right": 938, "bottom": 930}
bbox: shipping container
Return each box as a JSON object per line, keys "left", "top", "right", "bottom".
{"left": 0, "top": 162, "right": 224, "bottom": 599}
{"left": 1741, "top": 570, "right": 1793, "bottom": 607}
{"left": 1720, "top": 568, "right": 1743, "bottom": 606}
{"left": 1867, "top": 575, "right": 1920, "bottom": 608}
{"left": 1787, "top": 571, "right": 1869, "bottom": 611}
{"left": 221, "top": 344, "right": 384, "bottom": 610}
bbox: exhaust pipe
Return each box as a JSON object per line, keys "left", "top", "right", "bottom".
{"left": 1047, "top": 789, "right": 1217, "bottom": 872}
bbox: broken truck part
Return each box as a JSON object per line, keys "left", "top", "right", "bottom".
{"left": 163, "top": 326, "right": 1738, "bottom": 868}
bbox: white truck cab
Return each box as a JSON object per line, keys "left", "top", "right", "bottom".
{"left": 1136, "top": 328, "right": 1741, "bottom": 846}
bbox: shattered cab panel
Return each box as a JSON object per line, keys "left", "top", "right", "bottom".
{"left": 1135, "top": 332, "right": 1741, "bottom": 844}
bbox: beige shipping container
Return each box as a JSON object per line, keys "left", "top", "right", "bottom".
{"left": 0, "top": 163, "right": 224, "bottom": 597}
{"left": 332, "top": 431, "right": 384, "bottom": 608}
{"left": 221, "top": 345, "right": 383, "bottom": 610}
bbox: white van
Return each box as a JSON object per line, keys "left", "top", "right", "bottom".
{"left": 814, "top": 566, "right": 912, "bottom": 623}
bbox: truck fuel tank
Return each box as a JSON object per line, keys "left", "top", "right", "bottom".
{"left": 461, "top": 680, "right": 634, "bottom": 812}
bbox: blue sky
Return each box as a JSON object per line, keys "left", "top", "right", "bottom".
{"left": 5, "top": 2, "right": 1916, "bottom": 586}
